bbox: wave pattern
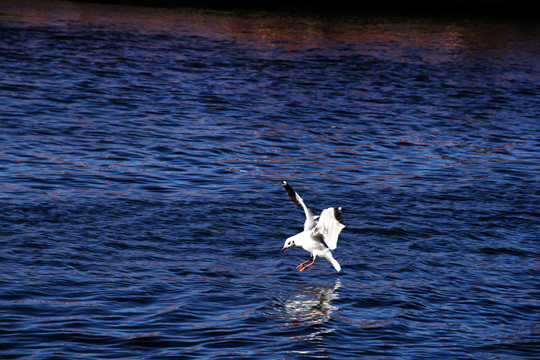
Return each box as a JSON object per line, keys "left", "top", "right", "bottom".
{"left": 0, "top": 2, "right": 539, "bottom": 359}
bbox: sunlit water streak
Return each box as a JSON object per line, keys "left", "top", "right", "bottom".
{"left": 0, "top": 1, "right": 539, "bottom": 359}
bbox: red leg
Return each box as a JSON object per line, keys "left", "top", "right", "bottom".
{"left": 296, "top": 256, "right": 313, "bottom": 269}
{"left": 299, "top": 257, "right": 316, "bottom": 272}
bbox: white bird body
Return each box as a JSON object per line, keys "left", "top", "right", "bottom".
{"left": 280, "top": 181, "right": 345, "bottom": 272}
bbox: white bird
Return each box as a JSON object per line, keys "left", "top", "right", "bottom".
{"left": 280, "top": 181, "right": 346, "bottom": 272}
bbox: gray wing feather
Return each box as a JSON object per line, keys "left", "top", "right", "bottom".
{"left": 312, "top": 207, "right": 345, "bottom": 250}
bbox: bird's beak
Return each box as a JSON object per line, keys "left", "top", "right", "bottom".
{"left": 281, "top": 246, "right": 286, "bottom": 252}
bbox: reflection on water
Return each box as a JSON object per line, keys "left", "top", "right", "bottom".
{"left": 1, "top": 0, "right": 536, "bottom": 65}
{"left": 274, "top": 279, "right": 342, "bottom": 358}
{"left": 279, "top": 279, "right": 341, "bottom": 326}
{"left": 1, "top": 0, "right": 538, "bottom": 201}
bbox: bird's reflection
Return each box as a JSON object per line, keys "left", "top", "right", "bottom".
{"left": 279, "top": 279, "right": 341, "bottom": 326}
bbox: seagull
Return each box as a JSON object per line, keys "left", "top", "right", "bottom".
{"left": 280, "top": 181, "right": 346, "bottom": 272}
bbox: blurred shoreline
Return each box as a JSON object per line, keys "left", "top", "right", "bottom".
{"left": 67, "top": 0, "right": 539, "bottom": 19}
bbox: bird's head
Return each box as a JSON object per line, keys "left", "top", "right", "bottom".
{"left": 281, "top": 238, "right": 295, "bottom": 252}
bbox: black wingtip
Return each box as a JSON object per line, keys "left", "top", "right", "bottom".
{"left": 334, "top": 207, "right": 345, "bottom": 226}
{"left": 280, "top": 180, "right": 303, "bottom": 209}
{"left": 280, "top": 180, "right": 291, "bottom": 192}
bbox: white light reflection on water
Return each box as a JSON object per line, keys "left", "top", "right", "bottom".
{"left": 271, "top": 279, "right": 342, "bottom": 358}
{"left": 281, "top": 279, "right": 342, "bottom": 326}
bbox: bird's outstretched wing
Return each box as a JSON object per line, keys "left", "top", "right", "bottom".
{"left": 281, "top": 181, "right": 316, "bottom": 231}
{"left": 312, "top": 207, "right": 345, "bottom": 250}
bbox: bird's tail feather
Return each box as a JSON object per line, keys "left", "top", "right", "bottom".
{"left": 327, "top": 254, "right": 341, "bottom": 272}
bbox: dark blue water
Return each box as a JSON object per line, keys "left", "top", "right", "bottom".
{"left": 1, "top": 1, "right": 539, "bottom": 359}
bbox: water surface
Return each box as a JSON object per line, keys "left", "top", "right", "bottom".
{"left": 0, "top": 1, "right": 539, "bottom": 359}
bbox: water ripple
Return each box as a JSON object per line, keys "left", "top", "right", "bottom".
{"left": 1, "top": 1, "right": 539, "bottom": 359}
